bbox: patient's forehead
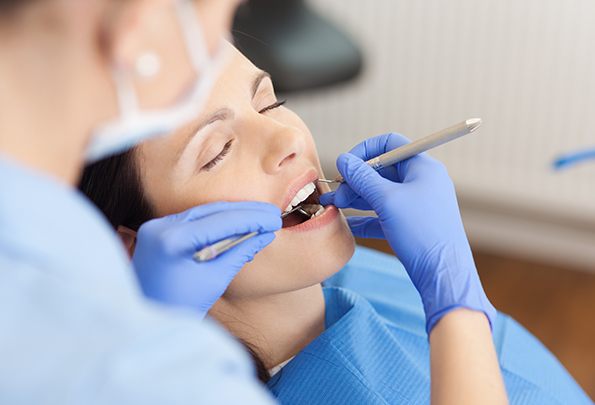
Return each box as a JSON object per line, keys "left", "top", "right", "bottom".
{"left": 139, "top": 45, "right": 258, "bottom": 154}
{"left": 181, "top": 45, "right": 262, "bottom": 117}
{"left": 219, "top": 43, "right": 258, "bottom": 84}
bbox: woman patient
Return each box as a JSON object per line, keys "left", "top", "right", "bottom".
{"left": 80, "top": 43, "right": 591, "bottom": 404}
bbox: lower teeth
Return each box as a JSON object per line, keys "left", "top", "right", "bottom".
{"left": 300, "top": 204, "right": 324, "bottom": 218}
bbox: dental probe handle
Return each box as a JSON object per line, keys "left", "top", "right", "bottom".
{"left": 193, "top": 232, "right": 258, "bottom": 262}
{"left": 193, "top": 206, "right": 301, "bottom": 262}
{"left": 368, "top": 118, "right": 482, "bottom": 170}
{"left": 324, "top": 118, "right": 482, "bottom": 183}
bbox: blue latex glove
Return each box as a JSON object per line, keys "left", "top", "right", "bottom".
{"left": 320, "top": 133, "right": 496, "bottom": 333}
{"left": 132, "top": 201, "right": 281, "bottom": 317}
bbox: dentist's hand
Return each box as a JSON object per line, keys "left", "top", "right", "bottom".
{"left": 132, "top": 202, "right": 281, "bottom": 318}
{"left": 320, "top": 133, "right": 495, "bottom": 333}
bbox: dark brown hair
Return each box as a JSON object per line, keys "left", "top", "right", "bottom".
{"left": 79, "top": 149, "right": 271, "bottom": 383}
{"left": 80, "top": 149, "right": 154, "bottom": 232}
{"left": 0, "top": 0, "right": 39, "bottom": 13}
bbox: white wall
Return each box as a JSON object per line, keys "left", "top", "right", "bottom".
{"left": 289, "top": 0, "right": 595, "bottom": 271}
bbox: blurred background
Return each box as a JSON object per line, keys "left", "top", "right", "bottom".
{"left": 234, "top": 0, "right": 595, "bottom": 397}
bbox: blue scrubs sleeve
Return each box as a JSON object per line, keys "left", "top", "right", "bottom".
{"left": 0, "top": 157, "right": 274, "bottom": 404}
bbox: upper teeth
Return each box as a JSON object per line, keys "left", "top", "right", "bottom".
{"left": 284, "top": 182, "right": 316, "bottom": 212}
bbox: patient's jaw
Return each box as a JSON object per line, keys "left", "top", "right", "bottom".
{"left": 136, "top": 43, "right": 355, "bottom": 301}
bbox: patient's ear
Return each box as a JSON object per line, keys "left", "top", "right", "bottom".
{"left": 116, "top": 226, "right": 137, "bottom": 258}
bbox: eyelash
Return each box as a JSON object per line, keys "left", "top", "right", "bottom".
{"left": 259, "top": 99, "right": 286, "bottom": 114}
{"left": 201, "top": 99, "right": 287, "bottom": 171}
{"left": 202, "top": 139, "right": 233, "bottom": 171}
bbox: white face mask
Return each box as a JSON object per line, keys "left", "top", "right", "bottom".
{"left": 86, "top": 0, "right": 229, "bottom": 163}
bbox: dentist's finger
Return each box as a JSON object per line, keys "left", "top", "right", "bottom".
{"left": 347, "top": 133, "right": 412, "bottom": 160}
{"left": 164, "top": 209, "right": 282, "bottom": 254}
{"left": 320, "top": 187, "right": 373, "bottom": 210}
{"left": 217, "top": 232, "right": 276, "bottom": 270}
{"left": 336, "top": 153, "right": 396, "bottom": 212}
{"left": 168, "top": 201, "right": 281, "bottom": 223}
{"left": 347, "top": 216, "right": 385, "bottom": 239}
{"left": 318, "top": 191, "right": 336, "bottom": 206}
{"left": 348, "top": 133, "right": 447, "bottom": 184}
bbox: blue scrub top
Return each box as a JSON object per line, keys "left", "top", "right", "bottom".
{"left": 267, "top": 247, "right": 591, "bottom": 405}
{"left": 0, "top": 157, "right": 274, "bottom": 404}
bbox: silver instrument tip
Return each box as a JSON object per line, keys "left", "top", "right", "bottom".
{"left": 317, "top": 178, "right": 342, "bottom": 184}
{"left": 466, "top": 118, "right": 482, "bottom": 132}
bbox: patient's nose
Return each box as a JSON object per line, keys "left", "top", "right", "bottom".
{"left": 262, "top": 127, "right": 305, "bottom": 174}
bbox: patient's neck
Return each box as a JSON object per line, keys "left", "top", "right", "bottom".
{"left": 210, "top": 283, "right": 325, "bottom": 370}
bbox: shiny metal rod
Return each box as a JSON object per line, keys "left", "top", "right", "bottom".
{"left": 318, "top": 118, "right": 482, "bottom": 184}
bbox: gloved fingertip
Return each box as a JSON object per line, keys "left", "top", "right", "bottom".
{"left": 264, "top": 216, "right": 283, "bottom": 232}
{"left": 265, "top": 203, "right": 282, "bottom": 216}
{"left": 386, "top": 132, "right": 412, "bottom": 148}
{"left": 336, "top": 152, "right": 349, "bottom": 165}
{"left": 337, "top": 152, "right": 377, "bottom": 187}
{"left": 346, "top": 216, "right": 364, "bottom": 226}
{"left": 336, "top": 152, "right": 359, "bottom": 175}
{"left": 347, "top": 216, "right": 384, "bottom": 239}
{"left": 330, "top": 188, "right": 348, "bottom": 208}
{"left": 222, "top": 232, "right": 275, "bottom": 266}
{"left": 246, "top": 232, "right": 276, "bottom": 262}
{"left": 258, "top": 231, "right": 276, "bottom": 245}
{"left": 243, "top": 201, "right": 282, "bottom": 216}
{"left": 319, "top": 192, "right": 335, "bottom": 206}
{"left": 332, "top": 183, "right": 362, "bottom": 208}
{"left": 249, "top": 232, "right": 276, "bottom": 252}
{"left": 249, "top": 211, "right": 282, "bottom": 234}
{"left": 346, "top": 217, "right": 368, "bottom": 236}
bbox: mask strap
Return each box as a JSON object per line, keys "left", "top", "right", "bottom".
{"left": 113, "top": 0, "right": 205, "bottom": 120}
{"left": 175, "top": 0, "right": 210, "bottom": 71}
{"left": 85, "top": 0, "right": 229, "bottom": 163}
{"left": 113, "top": 68, "right": 140, "bottom": 117}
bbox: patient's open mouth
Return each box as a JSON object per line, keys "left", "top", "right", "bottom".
{"left": 282, "top": 182, "right": 325, "bottom": 228}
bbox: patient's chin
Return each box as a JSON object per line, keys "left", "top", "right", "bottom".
{"left": 223, "top": 216, "right": 355, "bottom": 300}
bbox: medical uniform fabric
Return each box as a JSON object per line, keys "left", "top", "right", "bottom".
{"left": 0, "top": 157, "right": 274, "bottom": 405}
{"left": 265, "top": 247, "right": 591, "bottom": 404}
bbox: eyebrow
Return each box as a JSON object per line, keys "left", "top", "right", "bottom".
{"left": 176, "top": 108, "right": 233, "bottom": 162}
{"left": 177, "top": 70, "right": 273, "bottom": 162}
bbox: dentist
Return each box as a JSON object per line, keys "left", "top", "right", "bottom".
{"left": 0, "top": 0, "right": 280, "bottom": 403}
{"left": 0, "top": 1, "right": 528, "bottom": 404}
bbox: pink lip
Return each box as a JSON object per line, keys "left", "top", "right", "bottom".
{"left": 281, "top": 168, "right": 319, "bottom": 212}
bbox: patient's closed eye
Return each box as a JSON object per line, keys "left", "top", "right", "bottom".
{"left": 259, "top": 99, "right": 286, "bottom": 114}
{"left": 202, "top": 139, "right": 233, "bottom": 171}
{"left": 200, "top": 100, "right": 288, "bottom": 172}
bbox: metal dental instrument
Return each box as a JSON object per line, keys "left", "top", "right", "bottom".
{"left": 317, "top": 118, "right": 482, "bottom": 184}
{"left": 193, "top": 205, "right": 305, "bottom": 262}
{"left": 297, "top": 207, "right": 311, "bottom": 217}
